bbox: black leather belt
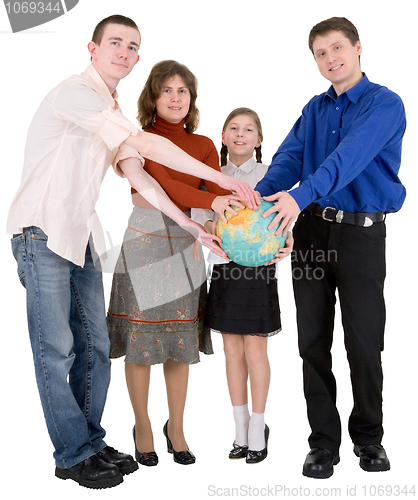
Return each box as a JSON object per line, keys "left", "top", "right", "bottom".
{"left": 305, "top": 203, "right": 385, "bottom": 227}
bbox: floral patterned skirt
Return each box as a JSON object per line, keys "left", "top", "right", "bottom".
{"left": 107, "top": 207, "right": 213, "bottom": 365}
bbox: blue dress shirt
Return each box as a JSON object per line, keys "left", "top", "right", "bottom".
{"left": 256, "top": 75, "right": 406, "bottom": 213}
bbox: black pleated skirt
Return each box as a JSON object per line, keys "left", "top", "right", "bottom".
{"left": 204, "top": 262, "right": 281, "bottom": 336}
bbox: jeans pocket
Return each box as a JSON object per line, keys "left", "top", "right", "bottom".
{"left": 11, "top": 233, "right": 26, "bottom": 288}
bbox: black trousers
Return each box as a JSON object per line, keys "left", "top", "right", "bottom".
{"left": 292, "top": 208, "right": 386, "bottom": 451}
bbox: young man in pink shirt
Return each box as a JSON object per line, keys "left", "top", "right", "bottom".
{"left": 7, "top": 15, "right": 257, "bottom": 489}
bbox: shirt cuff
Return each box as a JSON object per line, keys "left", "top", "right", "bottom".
{"left": 112, "top": 144, "right": 145, "bottom": 177}
{"left": 100, "top": 109, "right": 140, "bottom": 151}
{"left": 288, "top": 184, "right": 313, "bottom": 211}
{"left": 254, "top": 180, "right": 275, "bottom": 197}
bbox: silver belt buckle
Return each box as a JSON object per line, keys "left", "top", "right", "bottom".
{"left": 322, "top": 207, "right": 344, "bottom": 223}
{"left": 322, "top": 207, "right": 335, "bottom": 222}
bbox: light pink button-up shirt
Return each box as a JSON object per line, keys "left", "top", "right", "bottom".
{"left": 7, "top": 64, "right": 143, "bottom": 267}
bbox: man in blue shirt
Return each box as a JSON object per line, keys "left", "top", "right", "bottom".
{"left": 256, "top": 17, "right": 406, "bottom": 479}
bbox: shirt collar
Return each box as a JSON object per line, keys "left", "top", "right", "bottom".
{"left": 83, "top": 64, "right": 119, "bottom": 109}
{"left": 225, "top": 157, "right": 258, "bottom": 175}
{"left": 325, "top": 73, "right": 369, "bottom": 104}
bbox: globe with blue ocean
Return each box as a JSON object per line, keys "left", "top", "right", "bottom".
{"left": 216, "top": 198, "right": 287, "bottom": 267}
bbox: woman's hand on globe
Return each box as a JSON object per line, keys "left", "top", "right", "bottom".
{"left": 216, "top": 174, "right": 260, "bottom": 210}
{"left": 211, "top": 195, "right": 246, "bottom": 223}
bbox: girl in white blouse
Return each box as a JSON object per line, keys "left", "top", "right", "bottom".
{"left": 193, "top": 108, "right": 292, "bottom": 464}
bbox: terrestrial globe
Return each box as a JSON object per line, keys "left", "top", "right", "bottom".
{"left": 216, "top": 198, "right": 287, "bottom": 267}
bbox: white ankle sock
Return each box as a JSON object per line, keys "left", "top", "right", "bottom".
{"left": 248, "top": 412, "right": 265, "bottom": 451}
{"left": 232, "top": 404, "right": 250, "bottom": 446}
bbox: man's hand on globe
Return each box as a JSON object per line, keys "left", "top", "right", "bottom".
{"left": 262, "top": 192, "right": 300, "bottom": 236}
{"left": 264, "top": 231, "right": 294, "bottom": 265}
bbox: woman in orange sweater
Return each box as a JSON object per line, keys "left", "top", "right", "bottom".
{"left": 107, "top": 60, "right": 241, "bottom": 466}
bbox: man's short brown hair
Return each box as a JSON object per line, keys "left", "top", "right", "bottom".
{"left": 308, "top": 17, "right": 360, "bottom": 55}
{"left": 92, "top": 15, "right": 140, "bottom": 45}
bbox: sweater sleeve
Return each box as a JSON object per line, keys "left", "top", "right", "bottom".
{"left": 143, "top": 137, "right": 230, "bottom": 211}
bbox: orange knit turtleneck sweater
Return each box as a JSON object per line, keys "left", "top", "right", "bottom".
{"left": 131, "top": 115, "right": 230, "bottom": 211}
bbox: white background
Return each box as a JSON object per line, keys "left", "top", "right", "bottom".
{"left": 1, "top": 0, "right": 416, "bottom": 498}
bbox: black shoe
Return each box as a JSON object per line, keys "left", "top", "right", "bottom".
{"left": 163, "top": 420, "right": 196, "bottom": 465}
{"left": 229, "top": 442, "right": 249, "bottom": 459}
{"left": 246, "top": 425, "right": 269, "bottom": 464}
{"left": 133, "top": 426, "right": 159, "bottom": 466}
{"left": 55, "top": 455, "right": 123, "bottom": 489}
{"left": 96, "top": 446, "right": 138, "bottom": 475}
{"left": 302, "top": 448, "right": 340, "bottom": 478}
{"left": 353, "top": 444, "right": 390, "bottom": 472}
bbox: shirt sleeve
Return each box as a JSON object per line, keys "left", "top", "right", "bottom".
{"left": 289, "top": 93, "right": 406, "bottom": 210}
{"left": 256, "top": 92, "right": 406, "bottom": 212}
{"left": 200, "top": 141, "right": 231, "bottom": 196}
{"left": 51, "top": 81, "right": 140, "bottom": 151}
{"left": 255, "top": 112, "right": 306, "bottom": 197}
{"left": 112, "top": 144, "right": 145, "bottom": 178}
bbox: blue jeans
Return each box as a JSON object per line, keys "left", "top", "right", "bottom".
{"left": 11, "top": 227, "right": 111, "bottom": 468}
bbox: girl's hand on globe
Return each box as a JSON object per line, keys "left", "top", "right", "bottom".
{"left": 204, "top": 220, "right": 216, "bottom": 235}
{"left": 187, "top": 222, "right": 229, "bottom": 260}
{"left": 202, "top": 219, "right": 228, "bottom": 258}
{"left": 199, "top": 232, "right": 229, "bottom": 260}
{"left": 211, "top": 195, "right": 246, "bottom": 223}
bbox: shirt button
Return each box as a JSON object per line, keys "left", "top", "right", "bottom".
{"left": 332, "top": 130, "right": 336, "bottom": 134}
{"left": 336, "top": 107, "right": 339, "bottom": 110}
